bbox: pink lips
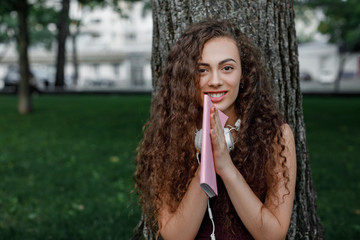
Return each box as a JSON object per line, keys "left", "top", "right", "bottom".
{"left": 205, "top": 91, "right": 228, "bottom": 103}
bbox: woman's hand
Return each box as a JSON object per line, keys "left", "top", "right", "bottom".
{"left": 209, "top": 106, "right": 234, "bottom": 176}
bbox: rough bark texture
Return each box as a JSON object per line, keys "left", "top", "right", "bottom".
{"left": 55, "top": 0, "right": 70, "bottom": 87}
{"left": 16, "top": 0, "right": 32, "bottom": 114}
{"left": 133, "top": 1, "right": 325, "bottom": 239}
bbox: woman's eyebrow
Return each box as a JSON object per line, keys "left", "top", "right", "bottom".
{"left": 198, "top": 62, "right": 210, "bottom": 67}
{"left": 199, "top": 58, "right": 236, "bottom": 67}
{"left": 218, "top": 58, "right": 237, "bottom": 65}
{"left": 198, "top": 58, "right": 237, "bottom": 66}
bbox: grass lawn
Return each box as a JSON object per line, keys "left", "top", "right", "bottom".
{"left": 302, "top": 96, "right": 360, "bottom": 240}
{"left": 0, "top": 95, "right": 151, "bottom": 239}
{"left": 0, "top": 94, "right": 359, "bottom": 239}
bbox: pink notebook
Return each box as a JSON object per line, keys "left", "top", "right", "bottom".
{"left": 200, "top": 95, "right": 228, "bottom": 198}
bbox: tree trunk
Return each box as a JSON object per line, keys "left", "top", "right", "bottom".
{"left": 334, "top": 53, "right": 347, "bottom": 93}
{"left": 71, "top": 21, "right": 80, "bottom": 86}
{"left": 55, "top": 0, "right": 70, "bottom": 88}
{"left": 16, "top": 0, "right": 32, "bottom": 114}
{"left": 133, "top": 0, "right": 325, "bottom": 239}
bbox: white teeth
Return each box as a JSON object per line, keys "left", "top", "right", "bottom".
{"left": 207, "top": 92, "right": 226, "bottom": 98}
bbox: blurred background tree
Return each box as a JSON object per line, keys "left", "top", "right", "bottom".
{"left": 0, "top": 0, "right": 57, "bottom": 114}
{"left": 55, "top": 0, "right": 70, "bottom": 89}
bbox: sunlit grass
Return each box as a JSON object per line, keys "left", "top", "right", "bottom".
{"left": 0, "top": 94, "right": 359, "bottom": 239}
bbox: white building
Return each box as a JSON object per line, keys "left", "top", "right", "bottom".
{"left": 1, "top": 3, "right": 359, "bottom": 91}
{"left": 0, "top": 1, "right": 153, "bottom": 91}
{"left": 298, "top": 41, "right": 360, "bottom": 83}
{"left": 73, "top": 2, "right": 152, "bottom": 89}
{"left": 295, "top": 7, "right": 360, "bottom": 84}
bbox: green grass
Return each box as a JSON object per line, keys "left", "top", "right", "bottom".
{"left": 0, "top": 94, "right": 359, "bottom": 239}
{"left": 303, "top": 96, "right": 360, "bottom": 240}
{"left": 0, "top": 95, "right": 151, "bottom": 239}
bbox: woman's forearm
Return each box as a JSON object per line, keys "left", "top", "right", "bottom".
{"left": 220, "top": 164, "right": 290, "bottom": 240}
{"left": 159, "top": 169, "right": 209, "bottom": 240}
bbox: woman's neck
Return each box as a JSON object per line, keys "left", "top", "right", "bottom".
{"left": 224, "top": 107, "right": 239, "bottom": 127}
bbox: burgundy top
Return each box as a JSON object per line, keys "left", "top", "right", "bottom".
{"left": 195, "top": 202, "right": 254, "bottom": 240}
{"left": 195, "top": 175, "right": 264, "bottom": 240}
{"left": 195, "top": 133, "right": 271, "bottom": 240}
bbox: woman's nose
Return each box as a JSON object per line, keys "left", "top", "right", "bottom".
{"left": 208, "top": 72, "right": 223, "bottom": 86}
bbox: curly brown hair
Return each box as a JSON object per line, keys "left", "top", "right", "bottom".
{"left": 134, "top": 19, "right": 289, "bottom": 238}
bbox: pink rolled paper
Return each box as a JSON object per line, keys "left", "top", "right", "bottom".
{"left": 200, "top": 94, "right": 228, "bottom": 198}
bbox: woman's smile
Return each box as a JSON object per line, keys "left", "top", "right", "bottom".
{"left": 205, "top": 91, "right": 228, "bottom": 102}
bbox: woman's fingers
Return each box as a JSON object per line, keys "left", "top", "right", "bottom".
{"left": 210, "top": 106, "right": 226, "bottom": 152}
{"left": 209, "top": 106, "right": 232, "bottom": 175}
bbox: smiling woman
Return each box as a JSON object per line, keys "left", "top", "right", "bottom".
{"left": 134, "top": 19, "right": 296, "bottom": 240}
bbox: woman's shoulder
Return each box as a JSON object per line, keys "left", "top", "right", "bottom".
{"left": 280, "top": 123, "right": 294, "bottom": 143}
{"left": 278, "top": 123, "right": 296, "bottom": 170}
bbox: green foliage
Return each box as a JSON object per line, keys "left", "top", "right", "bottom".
{"left": 0, "top": 0, "right": 148, "bottom": 47}
{"left": 78, "top": 0, "right": 144, "bottom": 17}
{"left": 306, "top": 0, "right": 360, "bottom": 51}
{"left": 79, "top": 0, "right": 107, "bottom": 9}
{"left": 294, "top": 3, "right": 317, "bottom": 43}
{"left": 0, "top": 0, "right": 57, "bottom": 49}
{"left": 0, "top": 12, "right": 18, "bottom": 43}
{"left": 0, "top": 94, "right": 359, "bottom": 239}
{"left": 141, "top": 0, "right": 152, "bottom": 16}
{"left": 0, "top": 1, "right": 19, "bottom": 44}
{"left": 28, "top": 3, "right": 58, "bottom": 49}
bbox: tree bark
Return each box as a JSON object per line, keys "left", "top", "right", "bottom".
{"left": 71, "top": 21, "right": 80, "bottom": 86}
{"left": 133, "top": 0, "right": 325, "bottom": 239}
{"left": 55, "top": 0, "right": 70, "bottom": 88}
{"left": 16, "top": 0, "right": 32, "bottom": 114}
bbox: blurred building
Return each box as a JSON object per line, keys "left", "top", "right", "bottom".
{"left": 298, "top": 42, "right": 360, "bottom": 83}
{"left": 72, "top": 2, "right": 152, "bottom": 90}
{"left": 0, "top": 1, "right": 153, "bottom": 91}
{"left": 295, "top": 7, "right": 360, "bottom": 84}
{"left": 1, "top": 3, "right": 359, "bottom": 92}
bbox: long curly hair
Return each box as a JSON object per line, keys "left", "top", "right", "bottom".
{"left": 134, "top": 19, "right": 289, "bottom": 238}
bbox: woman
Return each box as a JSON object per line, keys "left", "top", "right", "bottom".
{"left": 134, "top": 19, "right": 297, "bottom": 240}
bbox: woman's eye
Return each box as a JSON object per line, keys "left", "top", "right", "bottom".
{"left": 222, "top": 66, "right": 234, "bottom": 71}
{"left": 198, "top": 68, "right": 207, "bottom": 73}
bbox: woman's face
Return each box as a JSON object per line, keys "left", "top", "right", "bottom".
{"left": 198, "top": 37, "right": 242, "bottom": 120}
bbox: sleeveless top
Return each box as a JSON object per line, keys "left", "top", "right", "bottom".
{"left": 195, "top": 175, "right": 266, "bottom": 240}
{"left": 195, "top": 200, "right": 254, "bottom": 240}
